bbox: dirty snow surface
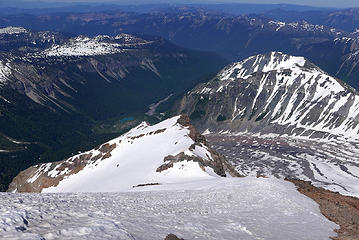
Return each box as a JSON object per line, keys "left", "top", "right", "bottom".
{"left": 0, "top": 178, "right": 337, "bottom": 240}
{"left": 207, "top": 133, "right": 359, "bottom": 198}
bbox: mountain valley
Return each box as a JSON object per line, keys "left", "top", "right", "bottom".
{"left": 1, "top": 3, "right": 359, "bottom": 240}
{"left": 3, "top": 9, "right": 359, "bottom": 89}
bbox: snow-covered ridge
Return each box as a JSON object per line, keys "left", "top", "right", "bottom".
{"left": 8, "top": 115, "right": 237, "bottom": 193}
{"left": 0, "top": 27, "right": 27, "bottom": 35}
{"left": 266, "top": 20, "right": 341, "bottom": 35}
{"left": 219, "top": 51, "right": 306, "bottom": 81}
{"left": 42, "top": 34, "right": 151, "bottom": 57}
{"left": 114, "top": 33, "right": 147, "bottom": 43}
{"left": 43, "top": 36, "right": 123, "bottom": 57}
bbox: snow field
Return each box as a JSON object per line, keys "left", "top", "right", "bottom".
{"left": 0, "top": 177, "right": 338, "bottom": 240}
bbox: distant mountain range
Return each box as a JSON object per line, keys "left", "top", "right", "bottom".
{"left": 0, "top": 2, "right": 335, "bottom": 15}
{"left": 264, "top": 7, "right": 359, "bottom": 32}
{"left": 2, "top": 9, "right": 359, "bottom": 90}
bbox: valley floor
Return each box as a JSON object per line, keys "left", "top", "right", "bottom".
{"left": 0, "top": 177, "right": 337, "bottom": 240}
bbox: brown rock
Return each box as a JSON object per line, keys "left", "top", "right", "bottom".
{"left": 177, "top": 114, "right": 207, "bottom": 144}
{"left": 164, "top": 234, "right": 184, "bottom": 240}
{"left": 287, "top": 179, "right": 359, "bottom": 240}
{"left": 156, "top": 162, "right": 174, "bottom": 172}
{"left": 99, "top": 143, "right": 116, "bottom": 153}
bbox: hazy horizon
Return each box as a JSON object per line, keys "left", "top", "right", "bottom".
{"left": 4, "top": 0, "right": 359, "bottom": 9}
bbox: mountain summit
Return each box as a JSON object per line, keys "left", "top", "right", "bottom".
{"left": 178, "top": 51, "right": 359, "bottom": 141}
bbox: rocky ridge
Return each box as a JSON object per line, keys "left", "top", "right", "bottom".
{"left": 0, "top": 28, "right": 160, "bottom": 109}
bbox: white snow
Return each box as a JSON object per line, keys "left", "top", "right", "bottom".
{"left": 42, "top": 34, "right": 152, "bottom": 57}
{"left": 262, "top": 52, "right": 306, "bottom": 72}
{"left": 218, "top": 52, "right": 306, "bottom": 82}
{"left": 0, "top": 96, "right": 11, "bottom": 104}
{"left": 208, "top": 132, "right": 359, "bottom": 198}
{"left": 202, "top": 129, "right": 211, "bottom": 135}
{"left": 0, "top": 62, "right": 11, "bottom": 84}
{"left": 0, "top": 177, "right": 338, "bottom": 240}
{"left": 266, "top": 20, "right": 333, "bottom": 34}
{"left": 0, "top": 27, "right": 27, "bottom": 35}
{"left": 268, "top": 20, "right": 286, "bottom": 31}
{"left": 43, "top": 36, "right": 125, "bottom": 56}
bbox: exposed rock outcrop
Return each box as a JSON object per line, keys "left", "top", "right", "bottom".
{"left": 164, "top": 234, "right": 184, "bottom": 240}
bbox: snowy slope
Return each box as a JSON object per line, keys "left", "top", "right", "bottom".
{"left": 0, "top": 177, "right": 338, "bottom": 240}
{"left": 8, "top": 116, "right": 236, "bottom": 193}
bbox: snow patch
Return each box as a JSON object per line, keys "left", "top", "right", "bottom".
{"left": 43, "top": 36, "right": 125, "bottom": 57}
{"left": 0, "top": 27, "right": 27, "bottom": 35}
{"left": 0, "top": 62, "right": 11, "bottom": 84}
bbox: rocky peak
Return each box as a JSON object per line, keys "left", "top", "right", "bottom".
{"left": 177, "top": 52, "right": 359, "bottom": 141}
{"left": 218, "top": 51, "right": 309, "bottom": 81}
